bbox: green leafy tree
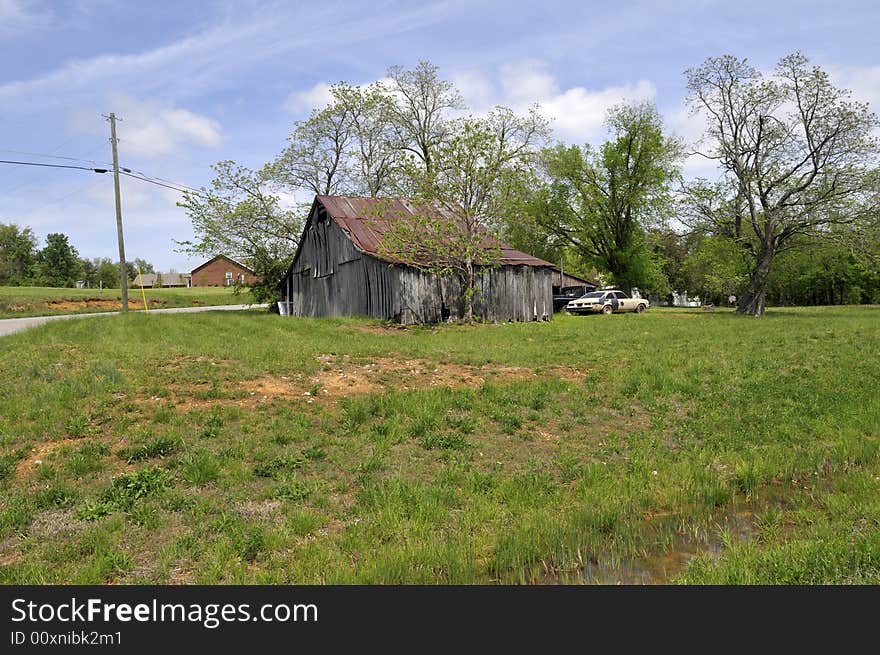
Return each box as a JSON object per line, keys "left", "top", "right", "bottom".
{"left": 386, "top": 61, "right": 465, "bottom": 176}
{"left": 37, "top": 233, "right": 82, "bottom": 287}
{"left": 0, "top": 222, "right": 37, "bottom": 285}
{"left": 330, "top": 82, "right": 402, "bottom": 196}
{"left": 537, "top": 101, "right": 681, "bottom": 293}
{"left": 684, "top": 53, "right": 879, "bottom": 316}
{"left": 375, "top": 108, "right": 549, "bottom": 321}
{"left": 96, "top": 258, "right": 119, "bottom": 289}
{"left": 681, "top": 234, "right": 751, "bottom": 304}
{"left": 177, "top": 161, "right": 301, "bottom": 302}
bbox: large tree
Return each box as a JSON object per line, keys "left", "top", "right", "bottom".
{"left": 375, "top": 107, "right": 549, "bottom": 321}
{"left": 37, "top": 233, "right": 82, "bottom": 287}
{"left": 386, "top": 61, "right": 465, "bottom": 176}
{"left": 0, "top": 222, "right": 37, "bottom": 285}
{"left": 685, "top": 53, "right": 879, "bottom": 316}
{"left": 537, "top": 101, "right": 681, "bottom": 293}
{"left": 176, "top": 161, "right": 301, "bottom": 302}
{"left": 270, "top": 101, "right": 354, "bottom": 197}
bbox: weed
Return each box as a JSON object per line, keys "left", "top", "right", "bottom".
{"left": 420, "top": 432, "right": 470, "bottom": 451}
{"left": 178, "top": 451, "right": 220, "bottom": 486}
{"left": 102, "top": 467, "right": 173, "bottom": 510}
{"left": 118, "top": 433, "right": 184, "bottom": 463}
{"left": 253, "top": 455, "right": 305, "bottom": 479}
{"left": 34, "top": 484, "right": 77, "bottom": 510}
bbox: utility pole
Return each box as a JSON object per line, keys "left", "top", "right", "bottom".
{"left": 108, "top": 112, "right": 128, "bottom": 311}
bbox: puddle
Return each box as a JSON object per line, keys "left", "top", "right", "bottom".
{"left": 538, "top": 500, "right": 768, "bottom": 585}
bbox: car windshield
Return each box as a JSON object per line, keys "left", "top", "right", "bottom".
{"left": 579, "top": 292, "right": 606, "bottom": 299}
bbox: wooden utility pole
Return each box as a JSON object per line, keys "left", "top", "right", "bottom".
{"left": 108, "top": 112, "right": 128, "bottom": 311}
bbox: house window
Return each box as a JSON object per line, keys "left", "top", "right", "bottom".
{"left": 239, "top": 273, "right": 245, "bottom": 284}
{"left": 225, "top": 271, "right": 232, "bottom": 286}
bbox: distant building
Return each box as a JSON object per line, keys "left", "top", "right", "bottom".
{"left": 191, "top": 255, "right": 257, "bottom": 287}
{"left": 132, "top": 272, "right": 192, "bottom": 288}
{"left": 551, "top": 270, "right": 599, "bottom": 312}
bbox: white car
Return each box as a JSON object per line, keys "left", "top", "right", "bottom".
{"left": 566, "top": 289, "right": 650, "bottom": 315}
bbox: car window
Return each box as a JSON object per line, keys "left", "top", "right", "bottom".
{"left": 614, "top": 292, "right": 628, "bottom": 299}
{"left": 580, "top": 291, "right": 605, "bottom": 299}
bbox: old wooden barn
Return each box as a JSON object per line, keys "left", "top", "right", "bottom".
{"left": 278, "top": 195, "right": 556, "bottom": 324}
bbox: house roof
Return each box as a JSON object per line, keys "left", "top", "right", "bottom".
{"left": 133, "top": 273, "right": 157, "bottom": 287}
{"left": 315, "top": 195, "right": 555, "bottom": 268}
{"left": 191, "top": 254, "right": 255, "bottom": 276}
{"left": 553, "top": 271, "right": 599, "bottom": 288}
{"left": 160, "top": 273, "right": 190, "bottom": 286}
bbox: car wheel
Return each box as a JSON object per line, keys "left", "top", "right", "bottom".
{"left": 602, "top": 305, "right": 613, "bottom": 315}
{"left": 635, "top": 304, "right": 646, "bottom": 314}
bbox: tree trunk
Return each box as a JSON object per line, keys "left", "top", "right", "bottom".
{"left": 737, "top": 245, "right": 774, "bottom": 317}
{"left": 463, "top": 260, "right": 475, "bottom": 322}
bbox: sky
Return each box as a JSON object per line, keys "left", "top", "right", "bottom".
{"left": 1, "top": 0, "right": 878, "bottom": 272}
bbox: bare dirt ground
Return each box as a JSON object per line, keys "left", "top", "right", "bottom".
{"left": 242, "top": 354, "right": 590, "bottom": 402}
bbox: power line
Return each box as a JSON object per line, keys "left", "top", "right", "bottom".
{"left": 0, "top": 159, "right": 109, "bottom": 173}
{"left": 119, "top": 170, "right": 206, "bottom": 197}
{"left": 0, "top": 142, "right": 113, "bottom": 195}
{"left": 0, "top": 149, "right": 112, "bottom": 167}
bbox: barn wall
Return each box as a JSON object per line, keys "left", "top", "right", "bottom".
{"left": 281, "top": 205, "right": 554, "bottom": 324}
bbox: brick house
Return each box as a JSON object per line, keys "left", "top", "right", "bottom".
{"left": 190, "top": 255, "right": 258, "bottom": 287}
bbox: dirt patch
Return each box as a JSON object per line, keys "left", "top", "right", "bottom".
{"left": 14, "top": 437, "right": 83, "bottom": 478}
{"left": 242, "top": 355, "right": 591, "bottom": 403}
{"left": 236, "top": 499, "right": 282, "bottom": 521}
{"left": 351, "top": 324, "right": 414, "bottom": 334}
{"left": 29, "top": 509, "right": 89, "bottom": 538}
{"left": 46, "top": 298, "right": 121, "bottom": 311}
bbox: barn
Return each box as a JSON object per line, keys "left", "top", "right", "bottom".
{"left": 278, "top": 195, "right": 556, "bottom": 324}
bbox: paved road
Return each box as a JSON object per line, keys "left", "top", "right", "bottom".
{"left": 0, "top": 304, "right": 269, "bottom": 337}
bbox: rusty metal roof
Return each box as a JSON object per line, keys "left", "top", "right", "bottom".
{"left": 315, "top": 195, "right": 554, "bottom": 268}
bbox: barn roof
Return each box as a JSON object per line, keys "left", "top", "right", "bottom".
{"left": 315, "top": 195, "right": 555, "bottom": 268}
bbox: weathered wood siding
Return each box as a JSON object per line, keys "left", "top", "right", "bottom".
{"left": 281, "top": 204, "right": 554, "bottom": 324}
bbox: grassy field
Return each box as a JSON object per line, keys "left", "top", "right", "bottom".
{"left": 0, "top": 305, "right": 878, "bottom": 584}
{"left": 0, "top": 286, "right": 248, "bottom": 318}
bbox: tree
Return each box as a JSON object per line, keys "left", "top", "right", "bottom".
{"left": 177, "top": 161, "right": 301, "bottom": 302}
{"left": 330, "top": 82, "right": 402, "bottom": 197}
{"left": 0, "top": 223, "right": 37, "bottom": 285}
{"left": 681, "top": 233, "right": 750, "bottom": 304}
{"left": 386, "top": 61, "right": 465, "bottom": 176}
{"left": 684, "top": 53, "right": 880, "bottom": 316}
{"left": 374, "top": 107, "right": 549, "bottom": 321}
{"left": 132, "top": 258, "right": 154, "bottom": 276}
{"left": 37, "top": 233, "right": 82, "bottom": 287}
{"left": 97, "top": 258, "right": 119, "bottom": 289}
{"left": 270, "top": 102, "right": 354, "bottom": 197}
{"left": 537, "top": 101, "right": 681, "bottom": 293}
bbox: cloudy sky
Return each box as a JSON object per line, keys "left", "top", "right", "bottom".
{"left": 1, "top": 0, "right": 878, "bottom": 272}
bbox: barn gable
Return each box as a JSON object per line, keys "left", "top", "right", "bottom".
{"left": 279, "top": 195, "right": 555, "bottom": 324}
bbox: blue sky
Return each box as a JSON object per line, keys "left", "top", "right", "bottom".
{"left": 1, "top": 0, "right": 878, "bottom": 272}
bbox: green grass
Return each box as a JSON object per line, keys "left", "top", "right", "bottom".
{"left": 0, "top": 285, "right": 247, "bottom": 318}
{"left": 0, "top": 305, "right": 878, "bottom": 584}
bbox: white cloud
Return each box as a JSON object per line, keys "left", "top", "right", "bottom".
{"left": 451, "top": 70, "right": 494, "bottom": 112}
{"left": 71, "top": 95, "right": 223, "bottom": 158}
{"left": 830, "top": 65, "right": 880, "bottom": 117}
{"left": 454, "top": 60, "right": 657, "bottom": 144}
{"left": 0, "top": 2, "right": 458, "bottom": 111}
{"left": 283, "top": 82, "right": 333, "bottom": 114}
{"left": 85, "top": 176, "right": 150, "bottom": 209}
{"left": 539, "top": 80, "right": 657, "bottom": 143}
{"left": 0, "top": 0, "right": 51, "bottom": 36}
{"left": 499, "top": 60, "right": 559, "bottom": 104}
